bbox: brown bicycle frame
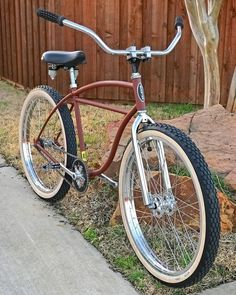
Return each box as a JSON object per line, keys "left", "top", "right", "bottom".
{"left": 35, "top": 77, "right": 146, "bottom": 177}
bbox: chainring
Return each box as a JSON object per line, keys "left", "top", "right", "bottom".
{"left": 72, "top": 159, "right": 89, "bottom": 193}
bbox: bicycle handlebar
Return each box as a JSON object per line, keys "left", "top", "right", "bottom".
{"left": 37, "top": 8, "right": 65, "bottom": 26}
{"left": 174, "top": 16, "right": 184, "bottom": 30}
{"left": 36, "top": 8, "right": 184, "bottom": 58}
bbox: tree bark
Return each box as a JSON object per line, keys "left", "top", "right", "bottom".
{"left": 202, "top": 46, "right": 221, "bottom": 108}
{"left": 184, "top": 0, "right": 223, "bottom": 108}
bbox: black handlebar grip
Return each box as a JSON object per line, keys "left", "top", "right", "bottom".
{"left": 36, "top": 8, "right": 65, "bottom": 26}
{"left": 175, "top": 16, "right": 184, "bottom": 30}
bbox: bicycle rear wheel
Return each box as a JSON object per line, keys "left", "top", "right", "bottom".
{"left": 19, "top": 85, "right": 77, "bottom": 201}
{"left": 119, "top": 123, "right": 220, "bottom": 287}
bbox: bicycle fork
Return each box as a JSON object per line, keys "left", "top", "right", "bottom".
{"left": 131, "top": 111, "right": 173, "bottom": 209}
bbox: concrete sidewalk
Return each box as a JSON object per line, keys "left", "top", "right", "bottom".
{"left": 198, "top": 281, "right": 236, "bottom": 295}
{"left": 0, "top": 156, "right": 138, "bottom": 295}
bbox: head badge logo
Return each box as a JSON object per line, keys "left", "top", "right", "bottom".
{"left": 137, "top": 83, "right": 145, "bottom": 102}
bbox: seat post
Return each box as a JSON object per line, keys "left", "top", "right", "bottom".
{"left": 69, "top": 67, "right": 78, "bottom": 89}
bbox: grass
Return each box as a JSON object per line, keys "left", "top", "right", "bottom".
{"left": 147, "top": 103, "right": 200, "bottom": 120}
{"left": 113, "top": 255, "right": 146, "bottom": 288}
{"left": 211, "top": 172, "right": 235, "bottom": 200}
{"left": 168, "top": 164, "right": 191, "bottom": 177}
{"left": 83, "top": 227, "right": 99, "bottom": 246}
{"left": 0, "top": 80, "right": 236, "bottom": 294}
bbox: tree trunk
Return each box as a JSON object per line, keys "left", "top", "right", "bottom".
{"left": 184, "top": 0, "right": 222, "bottom": 108}
{"left": 202, "top": 46, "right": 221, "bottom": 108}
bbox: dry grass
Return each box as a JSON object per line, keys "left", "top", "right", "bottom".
{"left": 0, "top": 80, "right": 236, "bottom": 295}
{"left": 58, "top": 179, "right": 236, "bottom": 295}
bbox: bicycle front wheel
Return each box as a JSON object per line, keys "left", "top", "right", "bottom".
{"left": 119, "top": 123, "right": 220, "bottom": 287}
{"left": 19, "top": 86, "right": 77, "bottom": 201}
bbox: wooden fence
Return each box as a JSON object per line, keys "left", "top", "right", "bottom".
{"left": 0, "top": 0, "right": 235, "bottom": 105}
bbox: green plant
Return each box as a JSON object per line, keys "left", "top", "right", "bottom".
{"left": 114, "top": 255, "right": 138, "bottom": 270}
{"left": 128, "top": 270, "right": 145, "bottom": 283}
{"left": 211, "top": 172, "right": 234, "bottom": 199}
{"left": 114, "top": 255, "right": 148, "bottom": 290}
{"left": 83, "top": 228, "right": 99, "bottom": 245}
{"left": 168, "top": 164, "right": 191, "bottom": 177}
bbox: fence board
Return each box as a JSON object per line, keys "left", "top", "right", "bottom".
{"left": 221, "top": 0, "right": 236, "bottom": 106}
{"left": 5, "top": 0, "right": 12, "bottom": 81}
{"left": 26, "top": 0, "right": 34, "bottom": 89}
{"left": 0, "top": 1, "right": 3, "bottom": 78}
{"left": 81, "top": 0, "right": 97, "bottom": 99}
{"left": 9, "top": 0, "right": 17, "bottom": 83}
{"left": 20, "top": 0, "right": 29, "bottom": 87}
{"left": 0, "top": 0, "right": 235, "bottom": 106}
{"left": 119, "top": 0, "right": 143, "bottom": 102}
{"left": 15, "top": 0, "right": 23, "bottom": 85}
{"left": 38, "top": 0, "right": 48, "bottom": 86}
{"left": 95, "top": 0, "right": 106, "bottom": 100}
{"left": 1, "top": 1, "right": 7, "bottom": 78}
{"left": 152, "top": 0, "right": 168, "bottom": 103}
{"left": 104, "top": 0, "right": 120, "bottom": 100}
{"left": 174, "top": 1, "right": 191, "bottom": 103}
{"left": 32, "top": 0, "right": 41, "bottom": 86}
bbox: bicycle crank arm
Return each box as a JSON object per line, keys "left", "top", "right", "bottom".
{"left": 59, "top": 163, "right": 76, "bottom": 180}
{"left": 100, "top": 174, "right": 118, "bottom": 189}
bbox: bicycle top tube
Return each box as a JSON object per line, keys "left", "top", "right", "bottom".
{"left": 37, "top": 9, "right": 184, "bottom": 59}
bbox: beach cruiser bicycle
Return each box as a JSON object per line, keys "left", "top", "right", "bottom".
{"left": 19, "top": 9, "right": 220, "bottom": 287}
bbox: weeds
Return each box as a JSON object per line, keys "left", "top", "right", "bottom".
{"left": 211, "top": 171, "right": 235, "bottom": 200}
{"left": 114, "top": 255, "right": 138, "bottom": 270}
{"left": 113, "top": 255, "right": 147, "bottom": 289}
{"left": 84, "top": 228, "right": 99, "bottom": 246}
{"left": 1, "top": 80, "right": 236, "bottom": 295}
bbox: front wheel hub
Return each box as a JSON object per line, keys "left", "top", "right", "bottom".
{"left": 150, "top": 192, "right": 177, "bottom": 218}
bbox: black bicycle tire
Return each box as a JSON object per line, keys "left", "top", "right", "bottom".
{"left": 20, "top": 85, "right": 77, "bottom": 202}
{"left": 119, "top": 123, "right": 220, "bottom": 287}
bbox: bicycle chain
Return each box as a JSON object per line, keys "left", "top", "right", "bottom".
{"left": 50, "top": 141, "right": 79, "bottom": 160}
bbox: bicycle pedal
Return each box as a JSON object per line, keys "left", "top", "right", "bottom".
{"left": 42, "top": 163, "right": 61, "bottom": 171}
{"left": 51, "top": 163, "right": 61, "bottom": 169}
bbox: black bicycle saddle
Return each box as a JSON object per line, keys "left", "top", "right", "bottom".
{"left": 41, "top": 50, "right": 86, "bottom": 68}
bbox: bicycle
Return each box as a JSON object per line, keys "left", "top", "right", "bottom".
{"left": 19, "top": 9, "right": 220, "bottom": 288}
